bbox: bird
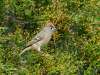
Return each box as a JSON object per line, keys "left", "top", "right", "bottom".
{"left": 19, "top": 22, "right": 56, "bottom": 56}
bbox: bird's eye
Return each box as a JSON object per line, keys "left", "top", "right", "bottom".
{"left": 50, "top": 27, "right": 53, "bottom": 30}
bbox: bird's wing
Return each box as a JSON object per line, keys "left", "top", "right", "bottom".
{"left": 26, "top": 36, "right": 43, "bottom": 47}
{"left": 26, "top": 31, "right": 45, "bottom": 47}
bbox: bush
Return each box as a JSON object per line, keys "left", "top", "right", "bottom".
{"left": 0, "top": 0, "right": 99, "bottom": 75}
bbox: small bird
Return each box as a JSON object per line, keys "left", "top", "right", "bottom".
{"left": 19, "top": 22, "right": 56, "bottom": 55}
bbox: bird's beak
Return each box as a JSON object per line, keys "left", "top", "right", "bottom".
{"left": 54, "top": 28, "right": 57, "bottom": 32}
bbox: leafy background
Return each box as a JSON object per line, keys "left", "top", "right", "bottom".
{"left": 0, "top": 0, "right": 100, "bottom": 75}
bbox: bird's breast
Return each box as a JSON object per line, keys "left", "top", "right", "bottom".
{"left": 38, "top": 35, "right": 51, "bottom": 46}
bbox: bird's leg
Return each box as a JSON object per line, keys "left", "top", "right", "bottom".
{"left": 37, "top": 47, "right": 41, "bottom": 52}
{"left": 32, "top": 44, "right": 41, "bottom": 52}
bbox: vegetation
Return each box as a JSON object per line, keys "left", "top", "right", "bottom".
{"left": 0, "top": 0, "right": 100, "bottom": 75}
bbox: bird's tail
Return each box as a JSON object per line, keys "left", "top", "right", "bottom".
{"left": 19, "top": 46, "right": 32, "bottom": 56}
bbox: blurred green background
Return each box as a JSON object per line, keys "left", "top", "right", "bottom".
{"left": 0, "top": 0, "right": 100, "bottom": 75}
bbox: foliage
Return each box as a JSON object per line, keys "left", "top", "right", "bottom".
{"left": 0, "top": 0, "right": 100, "bottom": 75}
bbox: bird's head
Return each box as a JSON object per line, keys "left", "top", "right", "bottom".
{"left": 44, "top": 22, "right": 56, "bottom": 33}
